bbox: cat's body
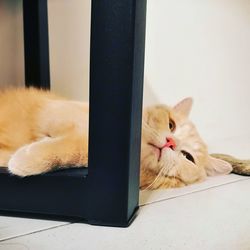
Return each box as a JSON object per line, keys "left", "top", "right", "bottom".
{"left": 0, "top": 88, "right": 89, "bottom": 176}
{"left": 0, "top": 88, "right": 248, "bottom": 189}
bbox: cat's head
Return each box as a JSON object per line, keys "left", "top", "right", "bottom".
{"left": 140, "top": 98, "right": 232, "bottom": 189}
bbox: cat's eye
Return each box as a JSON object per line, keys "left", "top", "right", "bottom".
{"left": 181, "top": 150, "right": 195, "bottom": 164}
{"left": 169, "top": 119, "right": 176, "bottom": 132}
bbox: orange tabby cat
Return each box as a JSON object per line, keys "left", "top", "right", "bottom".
{"left": 140, "top": 99, "right": 233, "bottom": 189}
{"left": 0, "top": 88, "right": 233, "bottom": 189}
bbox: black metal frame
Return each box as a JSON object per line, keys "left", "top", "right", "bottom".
{"left": 0, "top": 0, "right": 146, "bottom": 227}
{"left": 23, "top": 0, "right": 50, "bottom": 89}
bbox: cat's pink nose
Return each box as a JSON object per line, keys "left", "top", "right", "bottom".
{"left": 164, "top": 137, "right": 176, "bottom": 150}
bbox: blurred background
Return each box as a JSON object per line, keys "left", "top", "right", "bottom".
{"left": 0, "top": 0, "right": 249, "bottom": 157}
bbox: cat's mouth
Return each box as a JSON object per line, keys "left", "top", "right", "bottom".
{"left": 148, "top": 143, "right": 162, "bottom": 161}
{"left": 148, "top": 140, "right": 175, "bottom": 161}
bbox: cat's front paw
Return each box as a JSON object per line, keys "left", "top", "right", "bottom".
{"left": 8, "top": 154, "right": 35, "bottom": 177}
{"left": 8, "top": 159, "right": 34, "bottom": 177}
{"left": 8, "top": 144, "right": 48, "bottom": 177}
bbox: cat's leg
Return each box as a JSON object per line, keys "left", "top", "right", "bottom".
{"left": 0, "top": 150, "right": 13, "bottom": 167}
{"left": 8, "top": 134, "right": 88, "bottom": 176}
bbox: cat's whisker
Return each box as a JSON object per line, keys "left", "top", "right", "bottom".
{"left": 141, "top": 166, "right": 166, "bottom": 191}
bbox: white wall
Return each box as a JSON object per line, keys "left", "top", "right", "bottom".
{"left": 0, "top": 0, "right": 24, "bottom": 88}
{"left": 48, "top": 0, "right": 91, "bottom": 101}
{"left": 144, "top": 0, "right": 250, "bottom": 156}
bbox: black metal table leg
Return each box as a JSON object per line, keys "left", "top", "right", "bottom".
{"left": 87, "top": 0, "right": 147, "bottom": 226}
{"left": 23, "top": 0, "right": 50, "bottom": 89}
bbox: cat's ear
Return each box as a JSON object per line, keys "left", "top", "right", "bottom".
{"left": 205, "top": 156, "right": 233, "bottom": 176}
{"left": 173, "top": 97, "right": 193, "bottom": 118}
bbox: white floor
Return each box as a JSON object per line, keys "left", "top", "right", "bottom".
{"left": 0, "top": 173, "right": 250, "bottom": 250}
